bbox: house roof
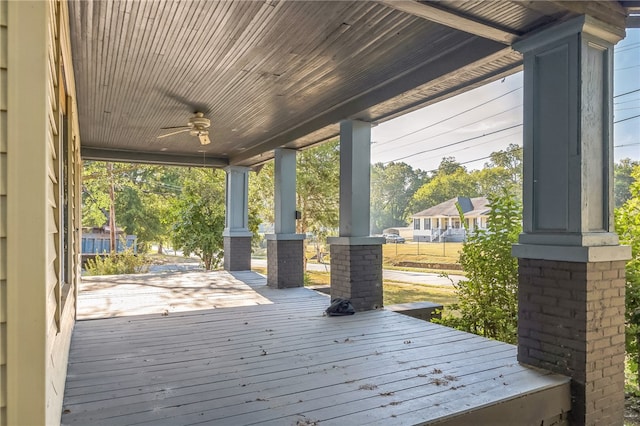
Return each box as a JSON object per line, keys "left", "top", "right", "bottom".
{"left": 412, "top": 197, "right": 490, "bottom": 218}
{"left": 67, "top": 1, "right": 629, "bottom": 168}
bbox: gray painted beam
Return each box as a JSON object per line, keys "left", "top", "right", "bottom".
{"left": 379, "top": 0, "right": 521, "bottom": 45}
{"left": 81, "top": 147, "right": 228, "bottom": 168}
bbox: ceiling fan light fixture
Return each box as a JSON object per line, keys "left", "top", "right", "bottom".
{"left": 198, "top": 133, "right": 211, "bottom": 145}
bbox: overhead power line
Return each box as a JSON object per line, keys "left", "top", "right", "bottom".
{"left": 614, "top": 88, "right": 640, "bottom": 98}
{"left": 375, "top": 105, "right": 522, "bottom": 155}
{"left": 614, "top": 114, "right": 640, "bottom": 124}
{"left": 376, "top": 86, "right": 522, "bottom": 147}
{"left": 384, "top": 124, "right": 522, "bottom": 164}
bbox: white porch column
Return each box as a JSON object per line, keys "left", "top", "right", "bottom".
{"left": 511, "top": 15, "right": 630, "bottom": 425}
{"left": 328, "top": 120, "right": 384, "bottom": 311}
{"left": 266, "top": 149, "right": 305, "bottom": 288}
{"left": 223, "top": 166, "right": 252, "bottom": 271}
{"left": 338, "top": 120, "right": 371, "bottom": 237}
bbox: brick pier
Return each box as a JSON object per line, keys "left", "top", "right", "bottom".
{"left": 267, "top": 238, "right": 304, "bottom": 289}
{"left": 329, "top": 243, "right": 383, "bottom": 311}
{"left": 518, "top": 258, "right": 626, "bottom": 425}
{"left": 223, "top": 236, "right": 251, "bottom": 271}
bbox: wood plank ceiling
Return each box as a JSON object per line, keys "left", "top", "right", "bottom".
{"left": 68, "top": 1, "right": 629, "bottom": 168}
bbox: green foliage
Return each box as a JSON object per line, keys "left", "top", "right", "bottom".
{"left": 85, "top": 249, "right": 150, "bottom": 276}
{"left": 484, "top": 143, "right": 523, "bottom": 188}
{"left": 82, "top": 161, "right": 182, "bottom": 252}
{"left": 370, "top": 162, "right": 427, "bottom": 233}
{"left": 296, "top": 140, "right": 340, "bottom": 239}
{"left": 171, "top": 168, "right": 227, "bottom": 270}
{"left": 615, "top": 158, "right": 640, "bottom": 208}
{"left": 438, "top": 192, "right": 522, "bottom": 343}
{"left": 437, "top": 156, "right": 464, "bottom": 176}
{"left": 408, "top": 168, "right": 480, "bottom": 214}
{"left": 615, "top": 165, "right": 640, "bottom": 390}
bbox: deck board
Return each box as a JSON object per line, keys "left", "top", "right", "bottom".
{"left": 62, "top": 270, "right": 570, "bottom": 425}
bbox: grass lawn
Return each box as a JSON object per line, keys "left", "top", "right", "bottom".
{"left": 382, "top": 241, "right": 462, "bottom": 265}
{"left": 251, "top": 267, "right": 458, "bottom": 308}
{"left": 302, "top": 241, "right": 463, "bottom": 273}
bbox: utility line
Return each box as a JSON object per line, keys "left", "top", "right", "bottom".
{"left": 614, "top": 88, "right": 640, "bottom": 98}
{"left": 409, "top": 130, "right": 522, "bottom": 164}
{"left": 383, "top": 124, "right": 522, "bottom": 164}
{"left": 375, "top": 104, "right": 522, "bottom": 154}
{"left": 385, "top": 114, "right": 634, "bottom": 165}
{"left": 375, "top": 86, "right": 522, "bottom": 147}
{"left": 615, "top": 64, "right": 640, "bottom": 72}
{"left": 614, "top": 97, "right": 640, "bottom": 105}
{"left": 614, "top": 114, "right": 640, "bottom": 124}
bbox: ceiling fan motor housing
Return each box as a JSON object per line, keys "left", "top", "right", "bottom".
{"left": 189, "top": 112, "right": 210, "bottom": 130}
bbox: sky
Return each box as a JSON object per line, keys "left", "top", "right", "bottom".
{"left": 371, "top": 29, "right": 640, "bottom": 172}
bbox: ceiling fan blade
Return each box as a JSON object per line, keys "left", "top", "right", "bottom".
{"left": 157, "top": 128, "right": 190, "bottom": 139}
{"left": 199, "top": 134, "right": 211, "bottom": 145}
{"left": 162, "top": 90, "right": 210, "bottom": 114}
{"left": 160, "top": 125, "right": 190, "bottom": 130}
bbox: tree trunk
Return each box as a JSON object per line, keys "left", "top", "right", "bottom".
{"left": 157, "top": 242, "right": 163, "bottom": 254}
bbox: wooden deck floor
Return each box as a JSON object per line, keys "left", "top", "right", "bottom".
{"left": 63, "top": 271, "right": 570, "bottom": 425}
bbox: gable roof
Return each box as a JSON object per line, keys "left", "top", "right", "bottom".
{"left": 412, "top": 197, "right": 490, "bottom": 218}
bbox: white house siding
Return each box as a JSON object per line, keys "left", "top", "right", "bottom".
{"left": 6, "top": 1, "right": 80, "bottom": 424}
{"left": 0, "top": 1, "right": 7, "bottom": 424}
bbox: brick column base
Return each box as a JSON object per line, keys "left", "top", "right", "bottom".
{"left": 518, "top": 258, "right": 626, "bottom": 425}
{"left": 267, "top": 238, "right": 304, "bottom": 288}
{"left": 329, "top": 243, "right": 383, "bottom": 311}
{"left": 223, "top": 236, "right": 251, "bottom": 271}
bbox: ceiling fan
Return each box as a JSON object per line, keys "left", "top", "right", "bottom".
{"left": 157, "top": 112, "right": 211, "bottom": 145}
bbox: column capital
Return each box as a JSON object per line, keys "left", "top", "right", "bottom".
{"left": 223, "top": 165, "right": 251, "bottom": 174}
{"left": 513, "top": 15, "right": 625, "bottom": 54}
{"left": 512, "top": 243, "right": 631, "bottom": 263}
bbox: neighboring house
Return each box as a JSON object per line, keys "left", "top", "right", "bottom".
{"left": 81, "top": 226, "right": 138, "bottom": 259}
{"left": 411, "top": 197, "right": 490, "bottom": 242}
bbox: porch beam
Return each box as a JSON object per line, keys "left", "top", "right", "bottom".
{"left": 379, "top": 0, "right": 520, "bottom": 45}
{"left": 81, "top": 147, "right": 228, "bottom": 168}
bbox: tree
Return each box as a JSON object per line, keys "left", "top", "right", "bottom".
{"left": 171, "top": 168, "right": 227, "bottom": 270}
{"left": 370, "top": 162, "right": 426, "bottom": 233}
{"left": 436, "top": 156, "right": 464, "bottom": 176}
{"left": 615, "top": 165, "right": 640, "bottom": 389}
{"left": 484, "top": 143, "right": 523, "bottom": 187}
{"left": 83, "top": 161, "right": 182, "bottom": 253}
{"left": 249, "top": 162, "right": 275, "bottom": 227}
{"left": 615, "top": 158, "right": 640, "bottom": 208}
{"left": 439, "top": 191, "right": 522, "bottom": 343}
{"left": 407, "top": 168, "right": 479, "bottom": 215}
{"left": 296, "top": 140, "right": 340, "bottom": 262}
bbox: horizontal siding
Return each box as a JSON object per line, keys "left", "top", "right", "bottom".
{"left": 0, "top": 0, "right": 6, "bottom": 424}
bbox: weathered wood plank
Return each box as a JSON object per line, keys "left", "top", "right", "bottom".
{"left": 62, "top": 270, "right": 570, "bottom": 426}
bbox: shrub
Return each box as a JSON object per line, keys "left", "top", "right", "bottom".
{"left": 85, "top": 248, "right": 150, "bottom": 276}
{"left": 437, "top": 192, "right": 521, "bottom": 344}
{"left": 615, "top": 165, "right": 640, "bottom": 393}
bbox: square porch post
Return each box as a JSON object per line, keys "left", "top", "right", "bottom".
{"left": 223, "top": 166, "right": 252, "bottom": 271}
{"left": 512, "top": 15, "right": 630, "bottom": 425}
{"left": 266, "top": 148, "right": 305, "bottom": 288}
{"left": 328, "top": 120, "right": 384, "bottom": 311}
